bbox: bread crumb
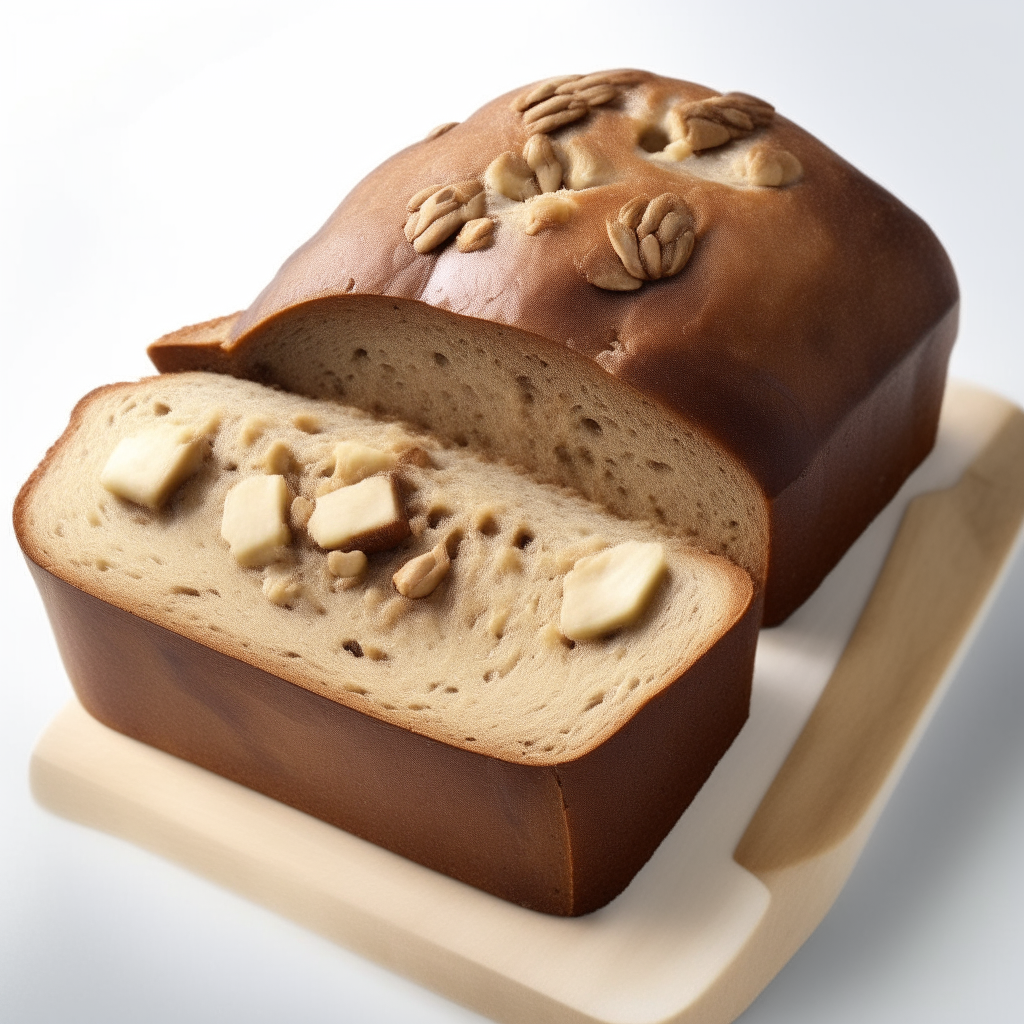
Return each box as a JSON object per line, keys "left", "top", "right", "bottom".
{"left": 539, "top": 623, "right": 562, "bottom": 648}
{"left": 239, "top": 416, "right": 269, "bottom": 446}
{"left": 327, "top": 549, "right": 367, "bottom": 578}
{"left": 290, "top": 496, "right": 314, "bottom": 529}
{"left": 192, "top": 408, "right": 222, "bottom": 437}
{"left": 488, "top": 608, "right": 509, "bottom": 637}
{"left": 292, "top": 413, "right": 321, "bottom": 434}
{"left": 379, "top": 597, "right": 408, "bottom": 629}
{"left": 260, "top": 440, "right": 297, "bottom": 475}
{"left": 495, "top": 547, "right": 523, "bottom": 574}
{"left": 555, "top": 535, "right": 608, "bottom": 572}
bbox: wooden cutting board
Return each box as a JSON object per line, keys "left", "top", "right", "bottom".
{"left": 29, "top": 381, "right": 1024, "bottom": 1024}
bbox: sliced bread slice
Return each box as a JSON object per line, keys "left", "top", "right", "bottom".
{"left": 16, "top": 371, "right": 758, "bottom": 913}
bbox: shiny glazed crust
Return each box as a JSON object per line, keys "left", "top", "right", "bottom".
{"left": 149, "top": 70, "right": 959, "bottom": 623}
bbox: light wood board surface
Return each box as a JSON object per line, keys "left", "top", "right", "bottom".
{"left": 29, "top": 382, "right": 1024, "bottom": 1024}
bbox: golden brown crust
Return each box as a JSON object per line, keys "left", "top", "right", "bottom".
{"left": 149, "top": 70, "right": 958, "bottom": 623}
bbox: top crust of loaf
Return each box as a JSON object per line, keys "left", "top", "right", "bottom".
{"left": 154, "top": 70, "right": 957, "bottom": 499}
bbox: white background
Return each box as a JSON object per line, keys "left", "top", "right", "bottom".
{"left": 2, "top": 1, "right": 1022, "bottom": 1021}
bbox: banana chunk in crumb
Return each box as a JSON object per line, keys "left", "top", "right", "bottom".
{"left": 561, "top": 541, "right": 667, "bottom": 641}
{"left": 221, "top": 475, "right": 291, "bottom": 567}
{"left": 100, "top": 424, "right": 205, "bottom": 510}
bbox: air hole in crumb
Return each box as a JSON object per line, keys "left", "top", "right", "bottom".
{"left": 292, "top": 414, "right": 321, "bottom": 434}
{"left": 444, "top": 686, "right": 458, "bottom": 693}
{"left": 171, "top": 586, "right": 201, "bottom": 597}
{"left": 580, "top": 418, "right": 602, "bottom": 435}
{"left": 343, "top": 640, "right": 364, "bottom": 658}
{"left": 445, "top": 528, "right": 465, "bottom": 559}
{"left": 477, "top": 514, "right": 499, "bottom": 536}
{"left": 95, "top": 559, "right": 111, "bottom": 571}
{"left": 647, "top": 460, "right": 671, "bottom": 473}
{"left": 584, "top": 692, "right": 605, "bottom": 711}
{"left": 343, "top": 683, "right": 368, "bottom": 695}
{"left": 284, "top": 651, "right": 301, "bottom": 659}
{"left": 465, "top": 737, "right": 477, "bottom": 742}
{"left": 513, "top": 529, "right": 534, "bottom": 549}
{"left": 408, "top": 703, "right": 428, "bottom": 711}
{"left": 353, "top": 348, "right": 368, "bottom": 360}
{"left": 433, "top": 352, "right": 449, "bottom": 367}
{"left": 153, "top": 402, "right": 170, "bottom": 416}
{"left": 224, "top": 461, "right": 238, "bottom": 471}
{"left": 428, "top": 507, "right": 450, "bottom": 528}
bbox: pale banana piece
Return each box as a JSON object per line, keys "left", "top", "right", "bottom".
{"left": 560, "top": 541, "right": 667, "bottom": 641}
{"left": 328, "top": 549, "right": 368, "bottom": 578}
{"left": 220, "top": 474, "right": 291, "bottom": 567}
{"left": 331, "top": 441, "right": 397, "bottom": 487}
{"left": 307, "top": 475, "right": 405, "bottom": 551}
{"left": 100, "top": 424, "right": 204, "bottom": 510}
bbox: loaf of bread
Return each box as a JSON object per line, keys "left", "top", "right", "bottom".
{"left": 150, "top": 70, "right": 959, "bottom": 623}
{"left": 16, "top": 372, "right": 758, "bottom": 914}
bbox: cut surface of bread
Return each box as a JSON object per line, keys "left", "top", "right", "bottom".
{"left": 17, "top": 372, "right": 753, "bottom": 766}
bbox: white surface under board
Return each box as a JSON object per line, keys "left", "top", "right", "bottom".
{"left": 2, "top": 3, "right": 1023, "bottom": 1023}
